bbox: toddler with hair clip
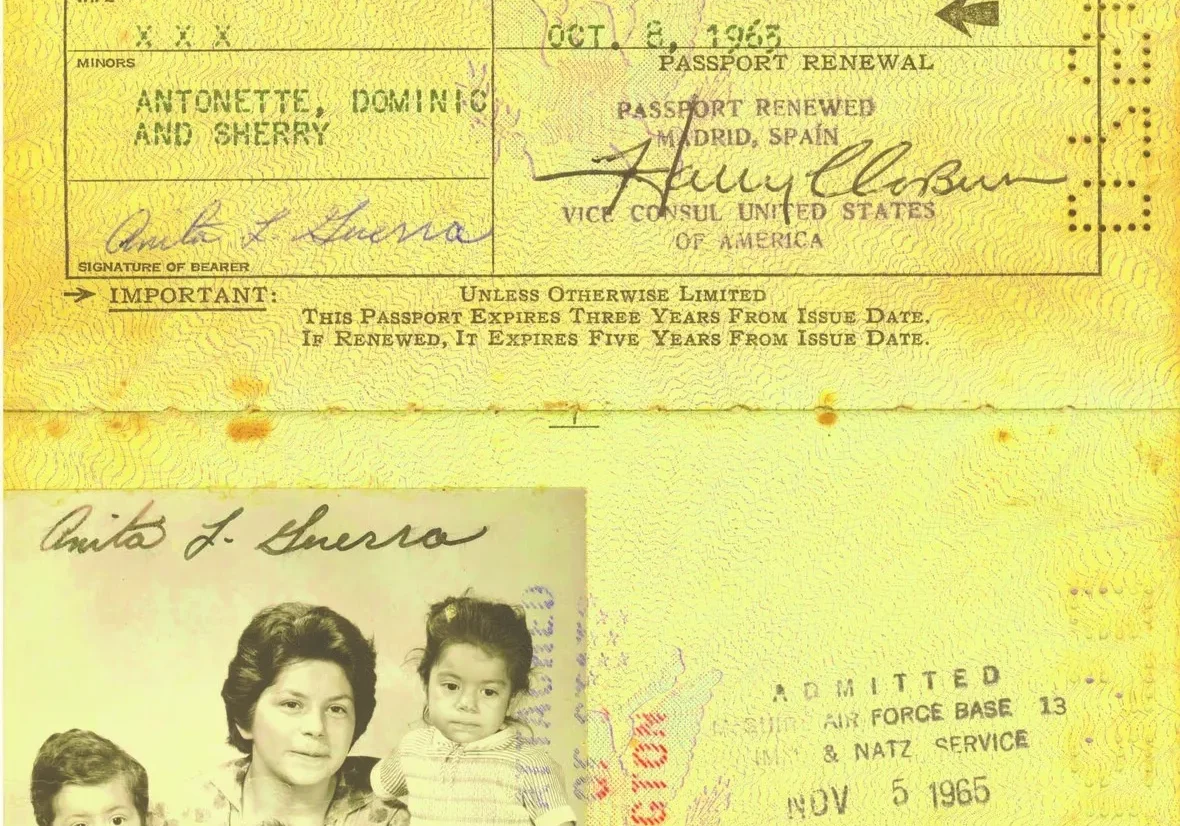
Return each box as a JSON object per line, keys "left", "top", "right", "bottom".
{"left": 371, "top": 595, "right": 576, "bottom": 826}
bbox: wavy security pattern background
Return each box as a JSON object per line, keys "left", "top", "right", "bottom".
{"left": 5, "top": 0, "right": 1178, "bottom": 822}
{"left": 4, "top": 0, "right": 1177, "bottom": 410}
{"left": 5, "top": 410, "right": 1178, "bottom": 824}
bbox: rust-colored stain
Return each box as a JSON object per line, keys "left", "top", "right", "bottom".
{"left": 543, "top": 400, "right": 583, "bottom": 411}
{"left": 45, "top": 418, "right": 67, "bottom": 438}
{"left": 105, "top": 413, "right": 148, "bottom": 436}
{"left": 231, "top": 376, "right": 269, "bottom": 399}
{"left": 1135, "top": 441, "right": 1164, "bottom": 475}
{"left": 996, "top": 429, "right": 1012, "bottom": 443}
{"left": 816, "top": 390, "right": 838, "bottom": 425}
{"left": 227, "top": 418, "right": 273, "bottom": 442}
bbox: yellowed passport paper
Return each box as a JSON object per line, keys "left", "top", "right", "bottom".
{"left": 4, "top": 412, "right": 1178, "bottom": 824}
{"left": 4, "top": 0, "right": 1179, "bottom": 824}
{"left": 5, "top": 0, "right": 1177, "bottom": 409}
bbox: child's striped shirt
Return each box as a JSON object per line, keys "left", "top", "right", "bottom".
{"left": 371, "top": 726, "right": 576, "bottom": 826}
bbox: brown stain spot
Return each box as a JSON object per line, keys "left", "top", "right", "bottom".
{"left": 819, "top": 391, "right": 838, "bottom": 407}
{"left": 406, "top": 401, "right": 424, "bottom": 412}
{"left": 325, "top": 404, "right": 347, "bottom": 413}
{"left": 105, "top": 413, "right": 148, "bottom": 436}
{"left": 1134, "top": 441, "right": 1164, "bottom": 475}
{"left": 816, "top": 410, "right": 838, "bottom": 427}
{"left": 227, "top": 417, "right": 273, "bottom": 442}
{"left": 995, "top": 429, "right": 1012, "bottom": 443}
{"left": 45, "top": 418, "right": 68, "bottom": 438}
{"left": 544, "top": 400, "right": 583, "bottom": 412}
{"left": 231, "top": 376, "right": 269, "bottom": 399}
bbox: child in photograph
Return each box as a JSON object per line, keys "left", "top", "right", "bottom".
{"left": 30, "top": 729, "right": 150, "bottom": 826}
{"left": 372, "top": 595, "right": 576, "bottom": 826}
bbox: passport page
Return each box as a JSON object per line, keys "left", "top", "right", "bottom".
{"left": 5, "top": 410, "right": 1178, "bottom": 825}
{"left": 4, "top": 0, "right": 1178, "bottom": 410}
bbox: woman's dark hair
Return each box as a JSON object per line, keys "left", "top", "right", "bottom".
{"left": 30, "top": 729, "right": 149, "bottom": 826}
{"left": 416, "top": 594, "right": 533, "bottom": 696}
{"left": 221, "top": 602, "right": 377, "bottom": 754}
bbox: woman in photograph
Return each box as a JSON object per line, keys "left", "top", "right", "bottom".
{"left": 163, "top": 602, "right": 408, "bottom": 826}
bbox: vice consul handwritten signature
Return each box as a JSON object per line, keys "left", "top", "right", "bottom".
{"left": 534, "top": 100, "right": 1068, "bottom": 222}
{"left": 104, "top": 199, "right": 491, "bottom": 254}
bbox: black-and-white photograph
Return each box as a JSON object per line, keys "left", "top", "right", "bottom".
{"left": 6, "top": 488, "right": 585, "bottom": 826}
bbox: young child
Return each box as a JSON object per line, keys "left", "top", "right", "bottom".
{"left": 372, "top": 595, "right": 576, "bottom": 826}
{"left": 30, "top": 729, "right": 150, "bottom": 826}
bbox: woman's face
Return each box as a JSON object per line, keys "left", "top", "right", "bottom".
{"left": 237, "top": 659, "right": 356, "bottom": 789}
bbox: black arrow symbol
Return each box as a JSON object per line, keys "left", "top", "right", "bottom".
{"left": 64, "top": 287, "right": 96, "bottom": 303}
{"left": 936, "top": 0, "right": 1000, "bottom": 36}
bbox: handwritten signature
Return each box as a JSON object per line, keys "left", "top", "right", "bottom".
{"left": 256, "top": 503, "right": 489, "bottom": 555}
{"left": 40, "top": 502, "right": 489, "bottom": 560}
{"left": 40, "top": 502, "right": 167, "bottom": 554}
{"left": 104, "top": 199, "right": 490, "bottom": 254}
{"left": 534, "top": 100, "right": 1067, "bottom": 223}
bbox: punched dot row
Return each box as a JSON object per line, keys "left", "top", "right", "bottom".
{"left": 1069, "top": 224, "right": 1151, "bottom": 232}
